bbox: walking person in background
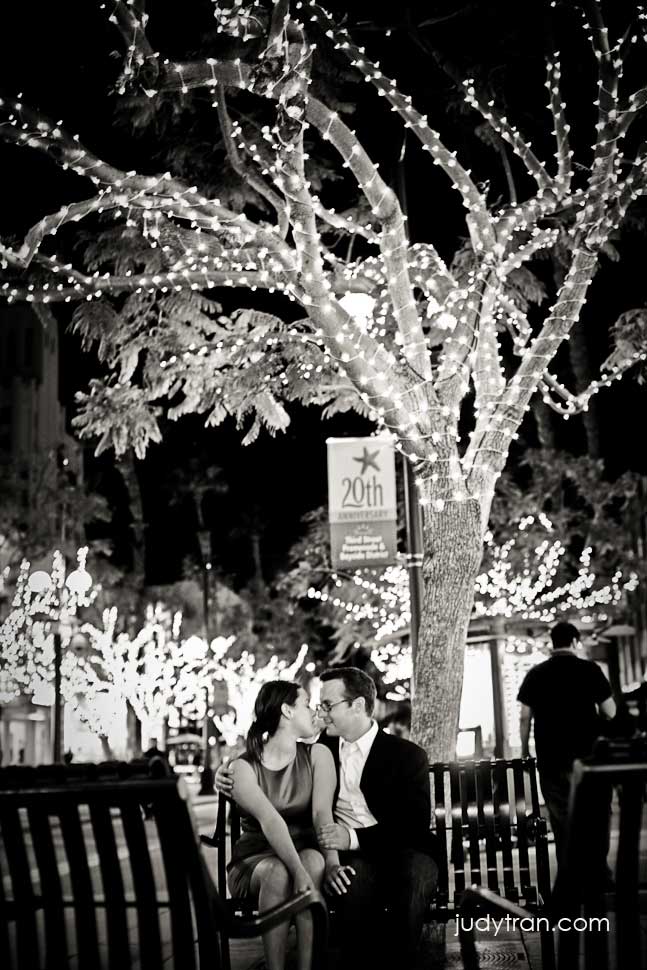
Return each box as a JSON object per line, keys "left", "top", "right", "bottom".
{"left": 143, "top": 737, "right": 166, "bottom": 763}
{"left": 142, "top": 737, "right": 169, "bottom": 818}
{"left": 518, "top": 621, "right": 616, "bottom": 891}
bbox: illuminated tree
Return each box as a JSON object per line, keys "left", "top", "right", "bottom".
{"left": 207, "top": 642, "right": 309, "bottom": 745}
{"left": 0, "top": 548, "right": 96, "bottom": 703}
{"left": 2, "top": 3, "right": 647, "bottom": 755}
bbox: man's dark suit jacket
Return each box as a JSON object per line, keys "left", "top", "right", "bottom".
{"left": 319, "top": 728, "right": 440, "bottom": 862}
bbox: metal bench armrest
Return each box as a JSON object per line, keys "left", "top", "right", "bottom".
{"left": 227, "top": 888, "right": 328, "bottom": 938}
{"left": 460, "top": 885, "right": 533, "bottom": 921}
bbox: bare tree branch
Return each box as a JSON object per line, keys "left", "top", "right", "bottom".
{"left": 106, "top": 0, "right": 160, "bottom": 93}
{"left": 215, "top": 88, "right": 290, "bottom": 237}
{"left": 477, "top": 247, "right": 600, "bottom": 472}
{"left": 545, "top": 56, "right": 573, "bottom": 190}
{"left": 306, "top": 4, "right": 494, "bottom": 254}
{"left": 462, "top": 80, "right": 554, "bottom": 192}
{"left": 1, "top": 267, "right": 291, "bottom": 303}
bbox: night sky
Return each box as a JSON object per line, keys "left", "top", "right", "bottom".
{"left": 1, "top": 1, "right": 645, "bottom": 587}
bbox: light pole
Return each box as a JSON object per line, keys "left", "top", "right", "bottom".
{"left": 27, "top": 558, "right": 93, "bottom": 763}
{"left": 402, "top": 454, "right": 424, "bottom": 681}
{"left": 197, "top": 529, "right": 216, "bottom": 795}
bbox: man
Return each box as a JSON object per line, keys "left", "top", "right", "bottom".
{"left": 143, "top": 737, "right": 166, "bottom": 762}
{"left": 383, "top": 701, "right": 411, "bottom": 739}
{"left": 216, "top": 668, "right": 438, "bottom": 970}
{"left": 142, "top": 738, "right": 169, "bottom": 817}
{"left": 518, "top": 621, "right": 616, "bottom": 883}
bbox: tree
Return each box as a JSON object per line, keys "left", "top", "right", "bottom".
{"left": 2, "top": 2, "right": 647, "bottom": 756}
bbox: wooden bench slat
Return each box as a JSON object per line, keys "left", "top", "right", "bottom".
{"left": 492, "top": 763, "right": 518, "bottom": 901}
{"left": 89, "top": 800, "right": 132, "bottom": 969}
{"left": 212, "top": 795, "right": 233, "bottom": 970}
{"left": 27, "top": 803, "right": 69, "bottom": 967}
{"left": 154, "top": 797, "right": 198, "bottom": 970}
{"left": 215, "top": 796, "right": 228, "bottom": 903}
{"left": 59, "top": 802, "right": 101, "bottom": 966}
{"left": 463, "top": 763, "right": 483, "bottom": 888}
{"left": 0, "top": 821, "right": 12, "bottom": 970}
{"left": 512, "top": 761, "right": 532, "bottom": 900}
{"left": 120, "top": 802, "right": 163, "bottom": 970}
{"left": 174, "top": 797, "right": 225, "bottom": 970}
{"left": 448, "top": 763, "right": 465, "bottom": 895}
{"left": 0, "top": 803, "right": 40, "bottom": 968}
{"left": 478, "top": 762, "right": 500, "bottom": 893}
{"left": 526, "top": 760, "right": 551, "bottom": 905}
{"left": 431, "top": 765, "right": 449, "bottom": 909}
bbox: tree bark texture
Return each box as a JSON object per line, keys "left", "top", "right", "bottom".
{"left": 568, "top": 322, "right": 601, "bottom": 458}
{"left": 532, "top": 398, "right": 555, "bottom": 449}
{"left": 412, "top": 494, "right": 484, "bottom": 762}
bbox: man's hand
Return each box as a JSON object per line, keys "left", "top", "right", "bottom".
{"left": 324, "top": 862, "right": 356, "bottom": 896}
{"left": 214, "top": 758, "right": 234, "bottom": 795}
{"left": 316, "top": 822, "right": 351, "bottom": 851}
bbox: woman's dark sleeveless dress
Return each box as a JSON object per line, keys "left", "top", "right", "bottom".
{"left": 227, "top": 742, "right": 318, "bottom": 898}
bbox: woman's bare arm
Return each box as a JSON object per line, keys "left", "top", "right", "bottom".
{"left": 231, "top": 759, "right": 308, "bottom": 879}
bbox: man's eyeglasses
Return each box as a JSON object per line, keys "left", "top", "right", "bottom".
{"left": 317, "top": 699, "right": 350, "bottom": 715}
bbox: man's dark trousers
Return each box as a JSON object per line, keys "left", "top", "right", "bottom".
{"left": 333, "top": 848, "right": 438, "bottom": 969}
{"left": 540, "top": 764, "right": 612, "bottom": 902}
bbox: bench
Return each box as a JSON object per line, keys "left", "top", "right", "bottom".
{"left": 202, "top": 756, "right": 552, "bottom": 952}
{"left": 460, "top": 738, "right": 647, "bottom": 969}
{"left": 0, "top": 761, "right": 327, "bottom": 970}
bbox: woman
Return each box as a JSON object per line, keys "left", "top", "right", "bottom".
{"left": 228, "top": 680, "right": 351, "bottom": 970}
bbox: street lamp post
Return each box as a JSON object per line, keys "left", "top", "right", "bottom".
{"left": 52, "top": 631, "right": 63, "bottom": 762}
{"left": 197, "top": 529, "right": 215, "bottom": 795}
{"left": 198, "top": 682, "right": 216, "bottom": 796}
{"left": 402, "top": 454, "right": 424, "bottom": 683}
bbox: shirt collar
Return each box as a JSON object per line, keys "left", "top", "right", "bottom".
{"left": 340, "top": 719, "right": 378, "bottom": 756}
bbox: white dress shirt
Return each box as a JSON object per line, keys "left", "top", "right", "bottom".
{"left": 335, "top": 720, "right": 379, "bottom": 850}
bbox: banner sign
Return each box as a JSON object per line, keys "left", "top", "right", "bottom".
{"left": 327, "top": 435, "right": 398, "bottom": 569}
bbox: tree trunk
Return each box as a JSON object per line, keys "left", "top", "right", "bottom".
{"left": 532, "top": 399, "right": 555, "bottom": 449}
{"left": 569, "top": 322, "right": 601, "bottom": 459}
{"left": 99, "top": 735, "right": 114, "bottom": 761}
{"left": 412, "top": 495, "right": 484, "bottom": 761}
{"left": 127, "top": 701, "right": 142, "bottom": 757}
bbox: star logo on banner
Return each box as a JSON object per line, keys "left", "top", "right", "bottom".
{"left": 353, "top": 447, "right": 380, "bottom": 475}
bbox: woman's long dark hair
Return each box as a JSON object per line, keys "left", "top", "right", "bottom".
{"left": 246, "top": 681, "right": 300, "bottom": 763}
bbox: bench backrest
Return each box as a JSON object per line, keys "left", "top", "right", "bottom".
{"left": 212, "top": 757, "right": 550, "bottom": 917}
{"left": 430, "top": 757, "right": 550, "bottom": 913}
{"left": 0, "top": 763, "right": 228, "bottom": 970}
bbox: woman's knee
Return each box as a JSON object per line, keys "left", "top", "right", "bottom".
{"left": 254, "top": 858, "right": 292, "bottom": 897}
{"left": 298, "top": 848, "right": 325, "bottom": 883}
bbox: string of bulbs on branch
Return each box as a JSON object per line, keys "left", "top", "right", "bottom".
{"left": 0, "top": 0, "right": 646, "bottom": 516}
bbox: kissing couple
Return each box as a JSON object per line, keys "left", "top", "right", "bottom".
{"left": 215, "top": 667, "right": 439, "bottom": 970}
